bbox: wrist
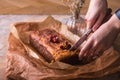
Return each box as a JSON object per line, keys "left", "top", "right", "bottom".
{"left": 108, "top": 14, "right": 120, "bottom": 32}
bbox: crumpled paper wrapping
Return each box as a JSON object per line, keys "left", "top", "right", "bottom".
{"left": 6, "top": 16, "right": 120, "bottom": 80}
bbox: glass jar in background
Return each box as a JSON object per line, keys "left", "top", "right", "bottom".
{"left": 66, "top": 16, "right": 87, "bottom": 37}
{"left": 61, "top": 0, "right": 86, "bottom": 36}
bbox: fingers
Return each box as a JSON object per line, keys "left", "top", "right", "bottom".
{"left": 93, "top": 14, "right": 105, "bottom": 31}
{"left": 79, "top": 40, "right": 106, "bottom": 61}
{"left": 79, "top": 38, "right": 93, "bottom": 60}
{"left": 85, "top": 11, "right": 99, "bottom": 29}
{"left": 93, "top": 8, "right": 112, "bottom": 31}
{"left": 79, "top": 36, "right": 102, "bottom": 60}
{"left": 85, "top": 8, "right": 112, "bottom": 31}
{"left": 88, "top": 8, "right": 112, "bottom": 31}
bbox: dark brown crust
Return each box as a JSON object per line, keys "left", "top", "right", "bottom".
{"left": 29, "top": 29, "right": 73, "bottom": 63}
{"left": 30, "top": 36, "right": 54, "bottom": 62}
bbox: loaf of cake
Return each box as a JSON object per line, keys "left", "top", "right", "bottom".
{"left": 30, "top": 29, "right": 79, "bottom": 63}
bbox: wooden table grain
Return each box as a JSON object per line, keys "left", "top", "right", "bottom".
{"left": 0, "top": 0, "right": 119, "bottom": 14}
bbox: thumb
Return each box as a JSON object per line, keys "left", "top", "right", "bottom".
{"left": 85, "top": 13, "right": 99, "bottom": 30}
{"left": 86, "top": 20, "right": 93, "bottom": 29}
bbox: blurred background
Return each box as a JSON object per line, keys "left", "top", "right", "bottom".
{"left": 0, "top": 0, "right": 119, "bottom": 15}
{"left": 0, "top": 0, "right": 119, "bottom": 80}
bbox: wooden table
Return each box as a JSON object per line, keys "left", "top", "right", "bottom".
{"left": 0, "top": 0, "right": 119, "bottom": 14}
{"left": 0, "top": 15, "right": 71, "bottom": 80}
{"left": 0, "top": 0, "right": 120, "bottom": 79}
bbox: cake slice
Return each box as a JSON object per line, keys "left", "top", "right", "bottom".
{"left": 30, "top": 29, "right": 78, "bottom": 63}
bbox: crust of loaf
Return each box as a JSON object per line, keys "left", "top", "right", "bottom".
{"left": 30, "top": 29, "right": 76, "bottom": 63}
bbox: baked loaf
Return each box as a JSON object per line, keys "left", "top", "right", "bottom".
{"left": 30, "top": 29, "right": 79, "bottom": 63}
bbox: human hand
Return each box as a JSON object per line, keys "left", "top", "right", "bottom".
{"left": 79, "top": 14, "right": 120, "bottom": 60}
{"left": 85, "top": 0, "right": 108, "bottom": 31}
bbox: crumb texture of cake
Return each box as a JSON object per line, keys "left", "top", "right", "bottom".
{"left": 30, "top": 29, "right": 76, "bottom": 63}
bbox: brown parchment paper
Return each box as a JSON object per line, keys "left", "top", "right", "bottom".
{"left": 6, "top": 16, "right": 120, "bottom": 80}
